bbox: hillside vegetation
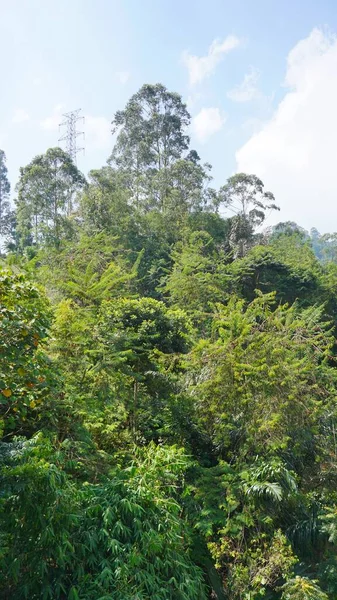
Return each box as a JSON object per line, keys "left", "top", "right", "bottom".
{"left": 1, "top": 84, "right": 337, "bottom": 600}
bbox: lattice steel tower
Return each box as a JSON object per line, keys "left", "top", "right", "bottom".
{"left": 58, "top": 109, "right": 84, "bottom": 163}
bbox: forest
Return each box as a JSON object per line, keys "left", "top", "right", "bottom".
{"left": 1, "top": 83, "right": 337, "bottom": 599}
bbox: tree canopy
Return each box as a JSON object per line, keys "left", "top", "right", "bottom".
{"left": 1, "top": 83, "right": 337, "bottom": 600}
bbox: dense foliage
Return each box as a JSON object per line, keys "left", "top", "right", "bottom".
{"left": 1, "top": 83, "right": 337, "bottom": 599}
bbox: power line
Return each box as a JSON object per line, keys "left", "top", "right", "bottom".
{"left": 58, "top": 109, "right": 84, "bottom": 164}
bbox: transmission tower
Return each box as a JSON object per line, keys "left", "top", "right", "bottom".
{"left": 58, "top": 109, "right": 84, "bottom": 163}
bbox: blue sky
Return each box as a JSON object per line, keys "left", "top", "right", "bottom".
{"left": 2, "top": 0, "right": 337, "bottom": 231}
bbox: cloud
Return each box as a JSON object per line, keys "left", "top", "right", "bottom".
{"left": 236, "top": 28, "right": 337, "bottom": 233}
{"left": 182, "top": 36, "right": 241, "bottom": 85}
{"left": 12, "top": 109, "right": 30, "bottom": 124}
{"left": 192, "top": 107, "right": 226, "bottom": 143}
{"left": 40, "top": 104, "right": 65, "bottom": 131}
{"left": 0, "top": 133, "right": 7, "bottom": 148}
{"left": 186, "top": 92, "right": 203, "bottom": 110}
{"left": 116, "top": 71, "right": 130, "bottom": 85}
{"left": 85, "top": 116, "right": 111, "bottom": 150}
{"left": 227, "top": 67, "right": 260, "bottom": 102}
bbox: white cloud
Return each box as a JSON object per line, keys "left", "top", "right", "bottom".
{"left": 182, "top": 36, "right": 241, "bottom": 86}
{"left": 12, "top": 109, "right": 30, "bottom": 124}
{"left": 0, "top": 133, "right": 7, "bottom": 147}
{"left": 85, "top": 116, "right": 111, "bottom": 150}
{"left": 227, "top": 67, "right": 260, "bottom": 102}
{"left": 116, "top": 71, "right": 130, "bottom": 85}
{"left": 40, "top": 104, "right": 65, "bottom": 131}
{"left": 192, "top": 107, "right": 226, "bottom": 143}
{"left": 186, "top": 92, "right": 202, "bottom": 110}
{"left": 236, "top": 28, "right": 337, "bottom": 233}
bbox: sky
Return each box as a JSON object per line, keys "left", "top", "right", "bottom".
{"left": 2, "top": 0, "right": 337, "bottom": 232}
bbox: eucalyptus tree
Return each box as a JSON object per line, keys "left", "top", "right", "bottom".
{"left": 219, "top": 173, "right": 279, "bottom": 257}
{"left": 15, "top": 147, "right": 86, "bottom": 248}
{"left": 109, "top": 83, "right": 201, "bottom": 210}
{"left": 0, "top": 150, "right": 10, "bottom": 243}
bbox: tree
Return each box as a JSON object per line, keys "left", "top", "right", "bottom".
{"left": 96, "top": 297, "right": 191, "bottom": 438}
{"left": 0, "top": 269, "right": 57, "bottom": 434}
{"left": 148, "top": 156, "right": 216, "bottom": 216}
{"left": 37, "top": 232, "right": 135, "bottom": 308}
{"left": 226, "top": 234, "right": 324, "bottom": 307}
{"left": 1, "top": 210, "right": 18, "bottom": 252}
{"left": 15, "top": 147, "right": 86, "bottom": 248}
{"left": 218, "top": 173, "right": 279, "bottom": 257}
{"left": 111, "top": 83, "right": 191, "bottom": 173}
{"left": 315, "top": 232, "right": 337, "bottom": 264}
{"left": 0, "top": 439, "right": 206, "bottom": 600}
{"left": 188, "top": 458, "right": 298, "bottom": 599}
{"left": 164, "top": 231, "right": 228, "bottom": 322}
{"left": 5, "top": 81, "right": 337, "bottom": 600}
{"left": 281, "top": 577, "right": 329, "bottom": 600}
{"left": 270, "top": 221, "right": 308, "bottom": 240}
{"left": 0, "top": 150, "right": 11, "bottom": 242}
{"left": 109, "top": 83, "right": 192, "bottom": 207}
{"left": 79, "top": 166, "right": 137, "bottom": 243}
{"left": 187, "top": 292, "right": 337, "bottom": 463}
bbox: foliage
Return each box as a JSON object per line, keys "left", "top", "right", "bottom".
{"left": 281, "top": 577, "right": 328, "bottom": 600}
{"left": 0, "top": 269, "right": 57, "bottom": 433}
{"left": 0, "top": 149, "right": 11, "bottom": 241}
{"left": 0, "top": 438, "right": 206, "bottom": 599}
{"left": 187, "top": 292, "right": 337, "bottom": 462}
{"left": 95, "top": 297, "right": 192, "bottom": 440}
{"left": 15, "top": 147, "right": 86, "bottom": 248}
{"left": 109, "top": 83, "right": 191, "bottom": 200}
{"left": 164, "top": 230, "right": 229, "bottom": 322}
{"left": 226, "top": 236, "right": 324, "bottom": 306}
{"left": 2, "top": 83, "right": 337, "bottom": 600}
{"left": 218, "top": 173, "right": 279, "bottom": 257}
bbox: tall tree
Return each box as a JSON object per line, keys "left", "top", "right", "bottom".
{"left": 109, "top": 83, "right": 192, "bottom": 207}
{"left": 78, "top": 166, "right": 140, "bottom": 248}
{"left": 218, "top": 173, "right": 279, "bottom": 257}
{"left": 148, "top": 156, "right": 216, "bottom": 215}
{"left": 15, "top": 147, "right": 86, "bottom": 248}
{"left": 0, "top": 150, "right": 11, "bottom": 241}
